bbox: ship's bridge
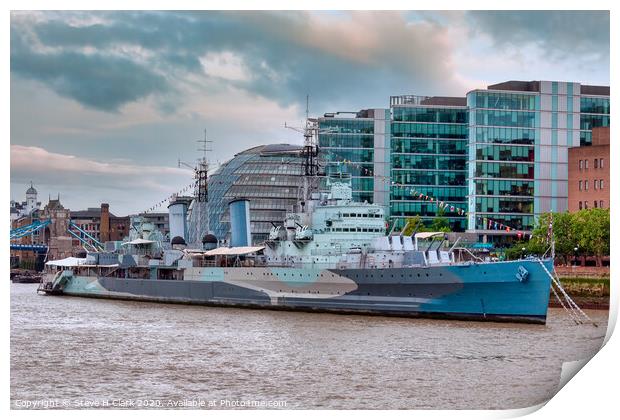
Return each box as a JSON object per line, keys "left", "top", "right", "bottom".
{"left": 312, "top": 204, "right": 385, "bottom": 235}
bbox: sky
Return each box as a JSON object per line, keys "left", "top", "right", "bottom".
{"left": 10, "top": 10, "right": 610, "bottom": 216}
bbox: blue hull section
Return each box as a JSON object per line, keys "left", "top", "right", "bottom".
{"left": 56, "top": 259, "right": 553, "bottom": 324}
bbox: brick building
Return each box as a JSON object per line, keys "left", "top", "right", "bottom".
{"left": 70, "top": 203, "right": 130, "bottom": 243}
{"left": 568, "top": 127, "right": 610, "bottom": 212}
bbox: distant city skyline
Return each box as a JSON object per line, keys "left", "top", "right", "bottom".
{"left": 10, "top": 10, "right": 610, "bottom": 215}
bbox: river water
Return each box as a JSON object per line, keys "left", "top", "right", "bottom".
{"left": 10, "top": 283, "right": 608, "bottom": 409}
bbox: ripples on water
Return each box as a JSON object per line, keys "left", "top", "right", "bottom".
{"left": 10, "top": 283, "right": 608, "bottom": 409}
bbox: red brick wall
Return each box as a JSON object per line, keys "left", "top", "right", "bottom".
{"left": 567, "top": 130, "right": 610, "bottom": 212}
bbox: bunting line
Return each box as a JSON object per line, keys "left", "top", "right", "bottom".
{"left": 141, "top": 182, "right": 195, "bottom": 215}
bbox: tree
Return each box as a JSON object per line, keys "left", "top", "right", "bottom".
{"left": 430, "top": 216, "right": 451, "bottom": 232}
{"left": 428, "top": 207, "right": 451, "bottom": 233}
{"left": 402, "top": 216, "right": 424, "bottom": 236}
{"left": 401, "top": 211, "right": 452, "bottom": 236}
{"left": 572, "top": 208, "right": 610, "bottom": 266}
{"left": 508, "top": 209, "right": 610, "bottom": 265}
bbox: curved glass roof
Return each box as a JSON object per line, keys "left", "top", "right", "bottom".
{"left": 208, "top": 144, "right": 305, "bottom": 244}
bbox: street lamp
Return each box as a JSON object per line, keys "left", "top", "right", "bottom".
{"left": 521, "top": 247, "right": 526, "bottom": 260}
{"left": 574, "top": 247, "right": 579, "bottom": 267}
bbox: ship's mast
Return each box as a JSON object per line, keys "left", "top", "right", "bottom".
{"left": 285, "top": 95, "right": 324, "bottom": 205}
{"left": 178, "top": 129, "right": 213, "bottom": 245}
{"left": 196, "top": 129, "right": 212, "bottom": 203}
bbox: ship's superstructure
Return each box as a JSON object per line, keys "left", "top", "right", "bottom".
{"left": 263, "top": 175, "right": 453, "bottom": 270}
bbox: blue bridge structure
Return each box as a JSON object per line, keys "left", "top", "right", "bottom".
{"left": 10, "top": 219, "right": 105, "bottom": 254}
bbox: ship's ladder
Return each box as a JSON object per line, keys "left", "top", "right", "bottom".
{"left": 537, "top": 259, "right": 598, "bottom": 327}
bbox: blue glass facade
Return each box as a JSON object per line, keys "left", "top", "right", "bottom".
{"left": 467, "top": 90, "right": 538, "bottom": 232}
{"left": 466, "top": 81, "right": 609, "bottom": 239}
{"left": 314, "top": 82, "right": 608, "bottom": 241}
{"left": 318, "top": 115, "right": 375, "bottom": 203}
{"left": 390, "top": 98, "right": 468, "bottom": 231}
{"left": 579, "top": 96, "right": 610, "bottom": 146}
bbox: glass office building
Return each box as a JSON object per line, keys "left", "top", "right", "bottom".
{"left": 390, "top": 96, "right": 469, "bottom": 231}
{"left": 467, "top": 81, "right": 610, "bottom": 242}
{"left": 316, "top": 80, "right": 608, "bottom": 243}
{"left": 318, "top": 109, "right": 391, "bottom": 206}
{"left": 580, "top": 89, "right": 610, "bottom": 146}
{"left": 208, "top": 144, "right": 305, "bottom": 245}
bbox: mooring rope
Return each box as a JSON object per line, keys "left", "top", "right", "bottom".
{"left": 550, "top": 282, "right": 581, "bottom": 325}
{"left": 538, "top": 259, "right": 598, "bottom": 327}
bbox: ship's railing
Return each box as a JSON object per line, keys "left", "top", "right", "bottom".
{"left": 452, "top": 247, "right": 484, "bottom": 263}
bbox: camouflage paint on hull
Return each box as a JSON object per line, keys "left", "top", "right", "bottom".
{"left": 58, "top": 259, "right": 553, "bottom": 324}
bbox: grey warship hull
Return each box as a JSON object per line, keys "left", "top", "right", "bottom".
{"left": 44, "top": 259, "right": 553, "bottom": 324}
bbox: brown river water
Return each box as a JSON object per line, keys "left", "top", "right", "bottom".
{"left": 10, "top": 283, "right": 608, "bottom": 409}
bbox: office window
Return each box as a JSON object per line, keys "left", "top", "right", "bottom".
{"left": 594, "top": 180, "right": 598, "bottom": 190}
{"left": 579, "top": 159, "right": 583, "bottom": 170}
{"left": 600, "top": 179, "right": 604, "bottom": 190}
{"left": 600, "top": 158, "right": 604, "bottom": 168}
{"left": 579, "top": 201, "right": 583, "bottom": 210}
{"left": 584, "top": 180, "right": 588, "bottom": 191}
{"left": 594, "top": 159, "right": 598, "bottom": 168}
{"left": 584, "top": 201, "right": 589, "bottom": 209}
{"left": 594, "top": 201, "right": 598, "bottom": 208}
{"left": 579, "top": 180, "right": 582, "bottom": 191}
{"left": 600, "top": 200, "right": 604, "bottom": 208}
{"left": 585, "top": 160, "right": 589, "bottom": 169}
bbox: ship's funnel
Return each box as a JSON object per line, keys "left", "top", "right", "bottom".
{"left": 168, "top": 195, "right": 190, "bottom": 243}
{"left": 229, "top": 198, "right": 251, "bottom": 247}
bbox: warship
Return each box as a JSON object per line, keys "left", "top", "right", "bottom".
{"left": 38, "top": 174, "right": 553, "bottom": 324}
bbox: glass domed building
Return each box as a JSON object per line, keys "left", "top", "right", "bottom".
{"left": 208, "top": 144, "right": 305, "bottom": 245}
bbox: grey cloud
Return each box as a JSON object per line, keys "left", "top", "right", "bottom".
{"left": 11, "top": 11, "right": 463, "bottom": 113}
{"left": 467, "top": 11, "right": 609, "bottom": 59}
{"left": 11, "top": 30, "right": 171, "bottom": 112}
